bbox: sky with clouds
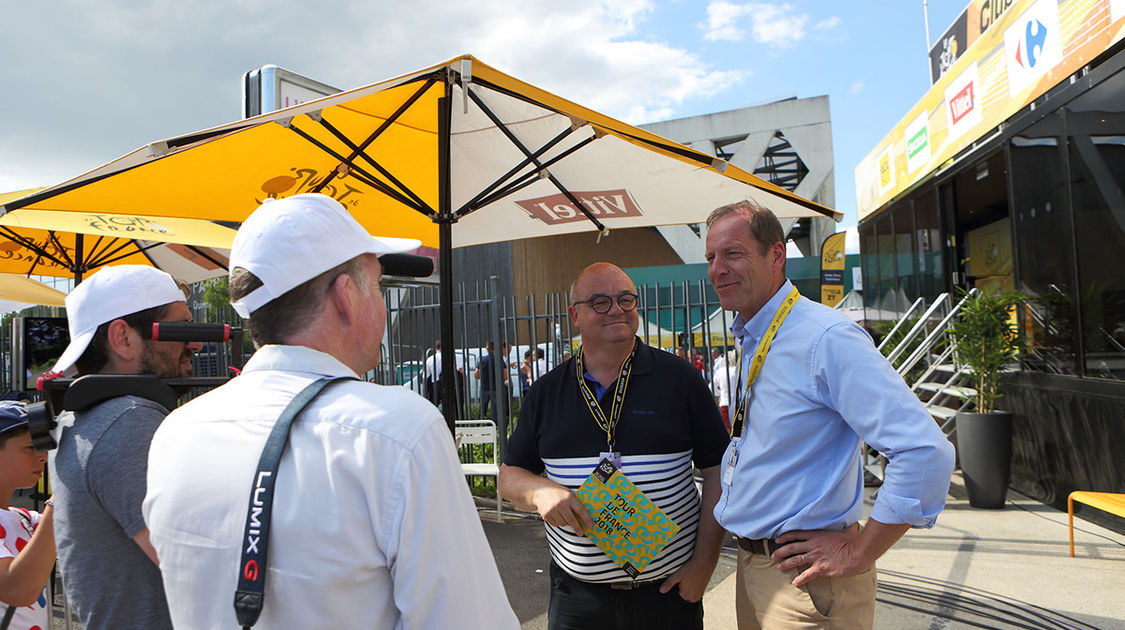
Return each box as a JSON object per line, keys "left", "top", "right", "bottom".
{"left": 0, "top": 1, "right": 964, "bottom": 232}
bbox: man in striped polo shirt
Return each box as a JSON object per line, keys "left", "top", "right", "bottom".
{"left": 500, "top": 262, "right": 730, "bottom": 630}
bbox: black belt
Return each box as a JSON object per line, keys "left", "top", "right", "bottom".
{"left": 608, "top": 579, "right": 662, "bottom": 591}
{"left": 551, "top": 562, "right": 661, "bottom": 591}
{"left": 737, "top": 537, "right": 786, "bottom": 556}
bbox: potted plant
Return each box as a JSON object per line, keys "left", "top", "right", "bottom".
{"left": 948, "top": 288, "right": 1024, "bottom": 508}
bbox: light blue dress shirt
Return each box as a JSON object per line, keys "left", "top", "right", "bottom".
{"left": 714, "top": 280, "right": 956, "bottom": 540}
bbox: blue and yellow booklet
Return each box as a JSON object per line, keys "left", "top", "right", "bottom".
{"left": 574, "top": 458, "right": 680, "bottom": 578}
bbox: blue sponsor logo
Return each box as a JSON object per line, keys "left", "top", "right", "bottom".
{"left": 1017, "top": 19, "right": 1048, "bottom": 69}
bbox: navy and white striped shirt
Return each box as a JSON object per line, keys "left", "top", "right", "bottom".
{"left": 505, "top": 340, "right": 728, "bottom": 583}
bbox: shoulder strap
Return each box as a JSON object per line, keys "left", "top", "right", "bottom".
{"left": 233, "top": 376, "right": 352, "bottom": 629}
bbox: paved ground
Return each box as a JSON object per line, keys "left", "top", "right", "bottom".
{"left": 38, "top": 472, "right": 1125, "bottom": 629}
{"left": 483, "top": 473, "right": 1125, "bottom": 629}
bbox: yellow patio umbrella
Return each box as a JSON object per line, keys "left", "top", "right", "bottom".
{"left": 0, "top": 55, "right": 841, "bottom": 422}
{"left": 0, "top": 189, "right": 234, "bottom": 283}
{"left": 0, "top": 274, "right": 66, "bottom": 306}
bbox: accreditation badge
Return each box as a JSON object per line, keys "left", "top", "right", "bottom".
{"left": 574, "top": 457, "right": 680, "bottom": 578}
{"left": 599, "top": 451, "right": 622, "bottom": 469}
{"left": 722, "top": 437, "right": 741, "bottom": 486}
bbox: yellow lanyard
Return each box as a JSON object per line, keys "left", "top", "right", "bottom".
{"left": 730, "top": 287, "right": 800, "bottom": 437}
{"left": 575, "top": 341, "right": 636, "bottom": 451}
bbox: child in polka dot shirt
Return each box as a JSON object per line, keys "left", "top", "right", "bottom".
{"left": 0, "top": 401, "right": 55, "bottom": 630}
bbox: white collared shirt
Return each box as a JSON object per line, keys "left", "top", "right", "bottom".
{"left": 144, "top": 345, "right": 518, "bottom": 630}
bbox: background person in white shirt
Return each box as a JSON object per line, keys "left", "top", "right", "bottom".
{"left": 423, "top": 340, "right": 442, "bottom": 404}
{"left": 143, "top": 193, "right": 518, "bottom": 630}
{"left": 532, "top": 347, "right": 550, "bottom": 382}
{"left": 710, "top": 349, "right": 736, "bottom": 431}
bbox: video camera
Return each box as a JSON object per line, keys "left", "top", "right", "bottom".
{"left": 27, "top": 321, "right": 242, "bottom": 451}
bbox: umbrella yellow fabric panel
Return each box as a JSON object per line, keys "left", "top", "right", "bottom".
{"left": 0, "top": 274, "right": 66, "bottom": 306}
{"left": 0, "top": 189, "right": 42, "bottom": 206}
{"left": 0, "top": 226, "right": 164, "bottom": 277}
{"left": 0, "top": 209, "right": 236, "bottom": 248}
{"left": 17, "top": 81, "right": 444, "bottom": 248}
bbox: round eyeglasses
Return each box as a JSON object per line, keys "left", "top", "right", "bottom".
{"left": 573, "top": 292, "right": 639, "bottom": 314}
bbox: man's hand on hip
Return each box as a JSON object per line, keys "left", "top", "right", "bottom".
{"left": 772, "top": 523, "right": 868, "bottom": 587}
{"left": 772, "top": 519, "right": 910, "bottom": 587}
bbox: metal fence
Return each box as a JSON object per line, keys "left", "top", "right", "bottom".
{"left": 369, "top": 275, "right": 736, "bottom": 492}
{"left": 3, "top": 275, "right": 735, "bottom": 486}
{"left": 373, "top": 275, "right": 735, "bottom": 428}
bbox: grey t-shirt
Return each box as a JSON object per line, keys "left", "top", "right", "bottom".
{"left": 49, "top": 395, "right": 173, "bottom": 630}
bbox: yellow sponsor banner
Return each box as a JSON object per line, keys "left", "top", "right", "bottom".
{"left": 819, "top": 231, "right": 847, "bottom": 308}
{"left": 856, "top": 0, "right": 1124, "bottom": 220}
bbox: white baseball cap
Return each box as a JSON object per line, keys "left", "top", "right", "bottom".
{"left": 229, "top": 193, "right": 420, "bottom": 317}
{"left": 51, "top": 265, "right": 188, "bottom": 376}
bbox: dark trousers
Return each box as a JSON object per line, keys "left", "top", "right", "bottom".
{"left": 548, "top": 562, "right": 703, "bottom": 630}
{"left": 481, "top": 384, "right": 510, "bottom": 420}
{"left": 424, "top": 378, "right": 442, "bottom": 406}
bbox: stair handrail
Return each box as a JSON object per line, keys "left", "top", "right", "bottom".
{"left": 876, "top": 296, "right": 928, "bottom": 355}
{"left": 885, "top": 294, "right": 950, "bottom": 366}
{"left": 910, "top": 341, "right": 957, "bottom": 391}
{"left": 897, "top": 288, "right": 980, "bottom": 378}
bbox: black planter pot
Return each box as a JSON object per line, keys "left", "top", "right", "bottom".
{"left": 956, "top": 411, "right": 1013, "bottom": 508}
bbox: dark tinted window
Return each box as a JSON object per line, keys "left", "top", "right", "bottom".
{"left": 1009, "top": 111, "right": 1078, "bottom": 375}
{"left": 1065, "top": 70, "right": 1125, "bottom": 380}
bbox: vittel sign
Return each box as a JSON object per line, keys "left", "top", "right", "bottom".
{"left": 515, "top": 189, "right": 643, "bottom": 225}
{"left": 949, "top": 82, "right": 976, "bottom": 125}
{"left": 943, "top": 62, "right": 982, "bottom": 142}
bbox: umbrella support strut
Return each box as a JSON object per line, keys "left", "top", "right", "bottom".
{"left": 308, "top": 76, "right": 437, "bottom": 211}
{"left": 454, "top": 125, "right": 579, "bottom": 216}
{"left": 465, "top": 89, "right": 605, "bottom": 233}
{"left": 285, "top": 124, "right": 430, "bottom": 215}
{"left": 463, "top": 135, "right": 597, "bottom": 214}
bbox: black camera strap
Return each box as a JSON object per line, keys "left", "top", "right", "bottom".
{"left": 233, "top": 376, "right": 352, "bottom": 629}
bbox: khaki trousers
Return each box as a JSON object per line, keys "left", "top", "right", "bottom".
{"left": 734, "top": 547, "right": 876, "bottom": 629}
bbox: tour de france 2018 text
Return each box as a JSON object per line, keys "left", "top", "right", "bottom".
{"left": 593, "top": 493, "right": 636, "bottom": 538}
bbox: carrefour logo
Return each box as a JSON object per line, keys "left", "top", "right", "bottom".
{"left": 1014, "top": 19, "right": 1049, "bottom": 69}
{"left": 1003, "top": 0, "right": 1062, "bottom": 97}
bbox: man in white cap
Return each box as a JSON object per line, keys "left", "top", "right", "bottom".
{"left": 143, "top": 193, "right": 519, "bottom": 629}
{"left": 48, "top": 265, "right": 199, "bottom": 630}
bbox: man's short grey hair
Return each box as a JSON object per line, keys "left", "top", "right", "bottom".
{"left": 705, "top": 199, "right": 785, "bottom": 254}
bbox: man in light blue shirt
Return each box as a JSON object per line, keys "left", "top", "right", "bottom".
{"left": 704, "top": 200, "right": 955, "bottom": 629}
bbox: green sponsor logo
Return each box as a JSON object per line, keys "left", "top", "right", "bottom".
{"left": 907, "top": 126, "right": 929, "bottom": 159}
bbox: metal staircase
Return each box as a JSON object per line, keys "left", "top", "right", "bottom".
{"left": 863, "top": 289, "right": 980, "bottom": 482}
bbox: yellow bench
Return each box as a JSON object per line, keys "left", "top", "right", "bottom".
{"left": 1068, "top": 491, "right": 1125, "bottom": 557}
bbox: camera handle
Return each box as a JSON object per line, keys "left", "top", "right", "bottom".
{"left": 63, "top": 375, "right": 178, "bottom": 413}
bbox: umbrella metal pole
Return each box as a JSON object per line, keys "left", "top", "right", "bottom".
{"left": 438, "top": 91, "right": 457, "bottom": 435}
